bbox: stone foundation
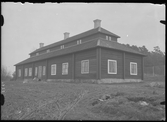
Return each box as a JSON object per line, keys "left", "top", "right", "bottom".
{"left": 22, "top": 78, "right": 142, "bottom": 84}
{"left": 46, "top": 78, "right": 142, "bottom": 84}
{"left": 98, "top": 79, "right": 142, "bottom": 84}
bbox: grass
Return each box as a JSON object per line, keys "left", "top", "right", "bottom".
{"left": 144, "top": 75, "right": 165, "bottom": 81}
{"left": 1, "top": 77, "right": 165, "bottom": 120}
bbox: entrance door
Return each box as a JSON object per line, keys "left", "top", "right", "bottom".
{"left": 38, "top": 66, "right": 42, "bottom": 79}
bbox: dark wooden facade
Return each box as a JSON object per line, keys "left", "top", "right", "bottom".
{"left": 16, "top": 47, "right": 144, "bottom": 81}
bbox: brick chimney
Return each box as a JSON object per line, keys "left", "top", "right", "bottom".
{"left": 93, "top": 19, "right": 101, "bottom": 28}
{"left": 39, "top": 43, "right": 44, "bottom": 48}
{"left": 64, "top": 32, "right": 70, "bottom": 39}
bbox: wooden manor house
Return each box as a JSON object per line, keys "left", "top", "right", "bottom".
{"left": 15, "top": 19, "right": 146, "bottom": 83}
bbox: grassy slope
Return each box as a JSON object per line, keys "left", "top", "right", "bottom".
{"left": 1, "top": 77, "right": 165, "bottom": 120}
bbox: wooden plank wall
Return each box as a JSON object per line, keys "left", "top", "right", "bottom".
{"left": 124, "top": 53, "right": 142, "bottom": 79}
{"left": 75, "top": 49, "right": 97, "bottom": 79}
{"left": 47, "top": 54, "right": 72, "bottom": 79}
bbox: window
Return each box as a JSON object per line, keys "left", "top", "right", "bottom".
{"left": 109, "top": 36, "right": 111, "bottom": 41}
{"left": 130, "top": 62, "right": 137, "bottom": 75}
{"left": 51, "top": 64, "right": 56, "bottom": 75}
{"left": 61, "top": 45, "right": 64, "bottom": 49}
{"left": 29, "top": 68, "right": 32, "bottom": 76}
{"left": 38, "top": 66, "right": 42, "bottom": 77}
{"left": 77, "top": 40, "right": 80, "bottom": 44}
{"left": 62, "top": 63, "right": 68, "bottom": 75}
{"left": 35, "top": 67, "right": 38, "bottom": 76}
{"left": 47, "top": 49, "right": 50, "bottom": 53}
{"left": 77, "top": 40, "right": 82, "bottom": 44}
{"left": 81, "top": 60, "right": 89, "bottom": 74}
{"left": 25, "top": 68, "right": 28, "bottom": 76}
{"left": 43, "top": 66, "right": 46, "bottom": 75}
{"left": 18, "top": 69, "right": 21, "bottom": 77}
{"left": 108, "top": 60, "right": 117, "bottom": 74}
{"left": 106, "top": 36, "right": 108, "bottom": 40}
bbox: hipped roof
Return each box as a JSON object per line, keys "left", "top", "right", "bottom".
{"left": 15, "top": 38, "right": 146, "bottom": 66}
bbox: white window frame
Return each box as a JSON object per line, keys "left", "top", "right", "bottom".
{"left": 35, "top": 67, "right": 38, "bottom": 76}
{"left": 81, "top": 60, "right": 89, "bottom": 74}
{"left": 108, "top": 59, "right": 117, "bottom": 74}
{"left": 51, "top": 64, "right": 56, "bottom": 75}
{"left": 18, "top": 69, "right": 21, "bottom": 77}
{"left": 130, "top": 62, "right": 137, "bottom": 75}
{"left": 109, "top": 36, "right": 111, "bottom": 41}
{"left": 61, "top": 45, "right": 64, "bottom": 49}
{"left": 62, "top": 62, "right": 69, "bottom": 75}
{"left": 106, "top": 36, "right": 109, "bottom": 40}
{"left": 43, "top": 66, "right": 46, "bottom": 75}
{"left": 29, "top": 68, "right": 32, "bottom": 76}
{"left": 47, "top": 49, "right": 50, "bottom": 53}
{"left": 25, "top": 68, "right": 28, "bottom": 76}
{"left": 77, "top": 40, "right": 80, "bottom": 44}
{"left": 77, "top": 40, "right": 82, "bottom": 44}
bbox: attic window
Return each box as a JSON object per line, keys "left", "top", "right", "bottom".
{"left": 47, "top": 49, "right": 50, "bottom": 53}
{"left": 77, "top": 40, "right": 82, "bottom": 44}
{"left": 61, "top": 45, "right": 64, "bottom": 49}
{"left": 106, "top": 36, "right": 108, "bottom": 40}
{"left": 109, "top": 36, "right": 111, "bottom": 41}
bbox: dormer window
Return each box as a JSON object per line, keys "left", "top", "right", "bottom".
{"left": 36, "top": 53, "right": 39, "bottom": 56}
{"left": 61, "top": 45, "right": 64, "bottom": 49}
{"left": 106, "top": 36, "right": 108, "bottom": 40}
{"left": 47, "top": 49, "right": 50, "bottom": 53}
{"left": 77, "top": 40, "right": 82, "bottom": 44}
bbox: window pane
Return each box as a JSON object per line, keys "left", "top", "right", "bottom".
{"left": 130, "top": 63, "right": 137, "bottom": 75}
{"left": 62, "top": 63, "right": 68, "bottom": 75}
{"left": 29, "top": 68, "right": 32, "bottom": 76}
{"left": 106, "top": 36, "right": 108, "bottom": 40}
{"left": 25, "top": 68, "right": 27, "bottom": 76}
{"left": 81, "top": 60, "right": 89, "bottom": 74}
{"left": 51, "top": 65, "right": 56, "bottom": 75}
{"left": 43, "top": 66, "right": 46, "bottom": 75}
{"left": 108, "top": 60, "right": 117, "bottom": 74}
{"left": 35, "top": 67, "right": 38, "bottom": 76}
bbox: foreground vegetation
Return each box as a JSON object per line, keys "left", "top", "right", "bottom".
{"left": 1, "top": 76, "right": 165, "bottom": 120}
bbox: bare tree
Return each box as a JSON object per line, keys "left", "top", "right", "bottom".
{"left": 1, "top": 65, "right": 12, "bottom": 81}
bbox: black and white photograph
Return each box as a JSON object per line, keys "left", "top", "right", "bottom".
{"left": 1, "top": 2, "right": 165, "bottom": 120}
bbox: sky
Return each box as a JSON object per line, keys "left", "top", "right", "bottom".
{"left": 2, "top": 2, "right": 165, "bottom": 75}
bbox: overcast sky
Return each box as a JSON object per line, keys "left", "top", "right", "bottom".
{"left": 2, "top": 2, "right": 165, "bottom": 74}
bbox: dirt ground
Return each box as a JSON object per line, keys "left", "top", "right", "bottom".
{"left": 1, "top": 76, "right": 165, "bottom": 120}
